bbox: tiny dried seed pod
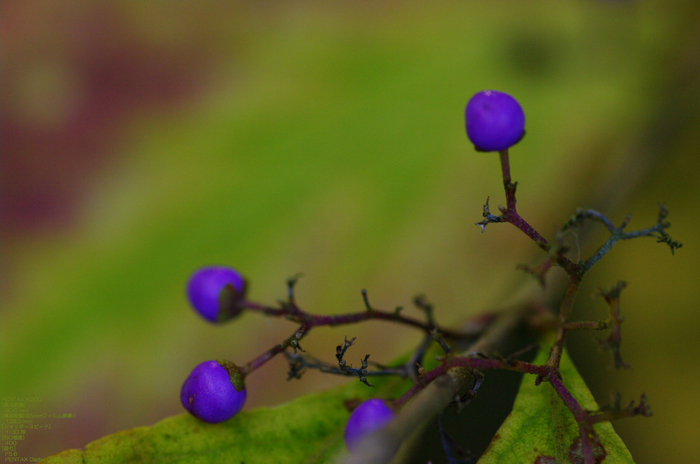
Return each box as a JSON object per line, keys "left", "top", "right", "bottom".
{"left": 465, "top": 90, "right": 526, "bottom": 152}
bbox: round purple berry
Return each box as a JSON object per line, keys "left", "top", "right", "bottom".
{"left": 465, "top": 90, "right": 526, "bottom": 152}
{"left": 180, "top": 360, "right": 247, "bottom": 423}
{"left": 187, "top": 266, "right": 246, "bottom": 323}
{"left": 344, "top": 398, "right": 396, "bottom": 452}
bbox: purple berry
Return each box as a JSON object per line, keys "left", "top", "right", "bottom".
{"left": 465, "top": 90, "right": 526, "bottom": 152}
{"left": 344, "top": 398, "right": 396, "bottom": 452}
{"left": 180, "top": 360, "right": 247, "bottom": 423}
{"left": 187, "top": 266, "right": 246, "bottom": 323}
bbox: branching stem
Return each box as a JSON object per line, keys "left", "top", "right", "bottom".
{"left": 233, "top": 144, "right": 678, "bottom": 464}
{"left": 547, "top": 275, "right": 582, "bottom": 370}
{"left": 498, "top": 150, "right": 552, "bottom": 253}
{"left": 236, "top": 291, "right": 482, "bottom": 379}
{"left": 239, "top": 299, "right": 468, "bottom": 339}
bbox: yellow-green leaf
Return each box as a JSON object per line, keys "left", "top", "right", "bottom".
{"left": 478, "top": 336, "right": 635, "bottom": 464}
{"left": 41, "top": 375, "right": 407, "bottom": 464}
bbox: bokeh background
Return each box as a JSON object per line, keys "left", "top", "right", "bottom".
{"left": 2, "top": 1, "right": 699, "bottom": 462}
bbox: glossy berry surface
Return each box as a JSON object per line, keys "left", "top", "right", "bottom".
{"left": 465, "top": 90, "right": 525, "bottom": 152}
{"left": 344, "top": 398, "right": 396, "bottom": 452}
{"left": 180, "top": 360, "right": 247, "bottom": 423}
{"left": 187, "top": 266, "right": 246, "bottom": 323}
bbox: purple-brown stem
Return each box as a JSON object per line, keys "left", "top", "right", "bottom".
{"left": 598, "top": 282, "right": 630, "bottom": 369}
{"left": 388, "top": 150, "right": 674, "bottom": 463}
{"left": 498, "top": 150, "right": 512, "bottom": 186}
{"left": 239, "top": 299, "right": 470, "bottom": 339}
{"left": 240, "top": 325, "right": 308, "bottom": 376}
{"left": 563, "top": 320, "right": 609, "bottom": 330}
{"left": 236, "top": 298, "right": 487, "bottom": 379}
{"left": 393, "top": 353, "right": 543, "bottom": 408}
{"left": 547, "top": 371, "right": 593, "bottom": 427}
{"left": 497, "top": 150, "right": 566, "bottom": 260}
{"left": 588, "top": 394, "right": 651, "bottom": 423}
{"left": 391, "top": 347, "right": 604, "bottom": 464}
{"left": 546, "top": 275, "right": 581, "bottom": 370}
{"left": 547, "top": 373, "right": 598, "bottom": 464}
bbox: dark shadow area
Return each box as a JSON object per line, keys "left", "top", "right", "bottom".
{"left": 406, "top": 330, "right": 538, "bottom": 463}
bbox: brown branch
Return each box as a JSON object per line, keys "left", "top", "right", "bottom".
{"left": 341, "top": 303, "right": 534, "bottom": 464}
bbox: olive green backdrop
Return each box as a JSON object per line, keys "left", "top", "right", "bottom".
{"left": 2, "top": 2, "right": 698, "bottom": 462}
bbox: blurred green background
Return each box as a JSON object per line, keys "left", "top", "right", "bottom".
{"left": 2, "top": 1, "right": 699, "bottom": 462}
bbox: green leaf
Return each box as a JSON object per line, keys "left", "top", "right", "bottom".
{"left": 41, "top": 334, "right": 639, "bottom": 464}
{"left": 42, "top": 376, "right": 407, "bottom": 464}
{"left": 478, "top": 336, "right": 635, "bottom": 464}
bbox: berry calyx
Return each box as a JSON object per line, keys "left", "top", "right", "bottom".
{"left": 180, "top": 360, "right": 247, "bottom": 423}
{"left": 344, "top": 398, "right": 396, "bottom": 452}
{"left": 465, "top": 90, "right": 525, "bottom": 152}
{"left": 187, "top": 266, "right": 247, "bottom": 323}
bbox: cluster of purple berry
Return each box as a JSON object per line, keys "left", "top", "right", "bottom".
{"left": 180, "top": 89, "right": 525, "bottom": 448}
{"left": 180, "top": 266, "right": 248, "bottom": 423}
